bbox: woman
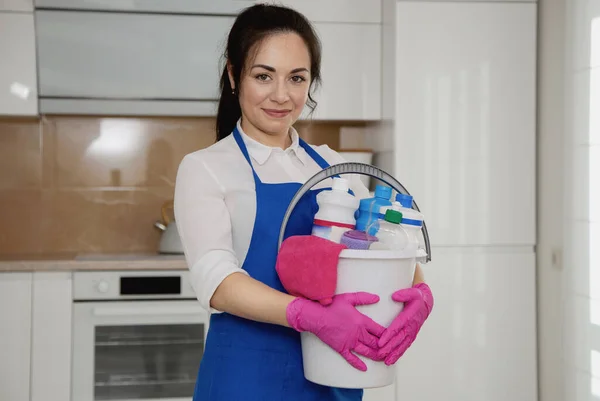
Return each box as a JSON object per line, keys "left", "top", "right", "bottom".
{"left": 174, "top": 4, "right": 434, "bottom": 401}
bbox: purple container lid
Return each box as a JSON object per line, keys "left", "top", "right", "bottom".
{"left": 343, "top": 230, "right": 378, "bottom": 241}
{"left": 340, "top": 230, "right": 378, "bottom": 250}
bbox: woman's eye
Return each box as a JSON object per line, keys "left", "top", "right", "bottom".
{"left": 256, "top": 74, "right": 270, "bottom": 81}
{"left": 291, "top": 76, "right": 307, "bottom": 83}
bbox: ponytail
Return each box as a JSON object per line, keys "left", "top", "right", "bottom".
{"left": 215, "top": 66, "right": 241, "bottom": 141}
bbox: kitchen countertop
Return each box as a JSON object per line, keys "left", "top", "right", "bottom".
{"left": 0, "top": 253, "right": 188, "bottom": 272}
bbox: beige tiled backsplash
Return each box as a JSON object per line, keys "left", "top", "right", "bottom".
{"left": 0, "top": 116, "right": 361, "bottom": 255}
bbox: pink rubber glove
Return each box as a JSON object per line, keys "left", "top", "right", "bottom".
{"left": 377, "top": 282, "right": 434, "bottom": 365}
{"left": 287, "top": 292, "right": 386, "bottom": 371}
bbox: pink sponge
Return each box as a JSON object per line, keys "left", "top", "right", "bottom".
{"left": 276, "top": 235, "right": 347, "bottom": 305}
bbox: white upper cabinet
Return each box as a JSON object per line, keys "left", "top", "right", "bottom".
{"left": 35, "top": 10, "right": 233, "bottom": 115}
{"left": 0, "top": 273, "right": 33, "bottom": 401}
{"left": 305, "top": 22, "right": 382, "bottom": 121}
{"left": 34, "top": 2, "right": 383, "bottom": 119}
{"left": 34, "top": 0, "right": 253, "bottom": 14}
{"left": 398, "top": 0, "right": 534, "bottom": 2}
{"left": 394, "top": 2, "right": 537, "bottom": 246}
{"left": 0, "top": 0, "right": 33, "bottom": 11}
{"left": 265, "top": 0, "right": 382, "bottom": 23}
{"left": 0, "top": 13, "right": 38, "bottom": 116}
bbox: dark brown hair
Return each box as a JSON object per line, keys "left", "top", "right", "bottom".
{"left": 215, "top": 4, "right": 322, "bottom": 141}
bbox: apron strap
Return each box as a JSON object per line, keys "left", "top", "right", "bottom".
{"left": 298, "top": 138, "right": 331, "bottom": 170}
{"left": 233, "top": 126, "right": 262, "bottom": 183}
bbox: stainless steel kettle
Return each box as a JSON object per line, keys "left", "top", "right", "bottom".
{"left": 154, "top": 200, "right": 184, "bottom": 254}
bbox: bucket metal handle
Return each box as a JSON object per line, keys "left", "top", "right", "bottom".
{"left": 277, "top": 162, "right": 432, "bottom": 262}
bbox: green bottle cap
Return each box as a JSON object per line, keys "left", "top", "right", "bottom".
{"left": 384, "top": 209, "right": 402, "bottom": 224}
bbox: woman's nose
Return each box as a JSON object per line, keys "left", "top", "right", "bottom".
{"left": 271, "top": 81, "right": 290, "bottom": 103}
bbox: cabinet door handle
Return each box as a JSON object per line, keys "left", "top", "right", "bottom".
{"left": 92, "top": 306, "right": 204, "bottom": 317}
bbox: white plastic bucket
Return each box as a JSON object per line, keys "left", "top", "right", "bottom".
{"left": 300, "top": 248, "right": 417, "bottom": 389}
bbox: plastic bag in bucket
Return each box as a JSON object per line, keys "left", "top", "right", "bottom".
{"left": 277, "top": 163, "right": 431, "bottom": 389}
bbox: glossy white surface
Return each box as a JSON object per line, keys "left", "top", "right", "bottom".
{"left": 30, "top": 272, "right": 73, "bottom": 401}
{"left": 36, "top": 11, "right": 233, "bottom": 100}
{"left": 33, "top": 0, "right": 253, "bottom": 14}
{"left": 561, "top": 0, "right": 600, "bottom": 398}
{"left": 567, "top": 145, "right": 600, "bottom": 223}
{"left": 395, "top": 247, "right": 537, "bottom": 401}
{"left": 563, "top": 294, "right": 600, "bottom": 377}
{"left": 0, "top": 13, "right": 38, "bottom": 116}
{"left": 0, "top": 0, "right": 33, "bottom": 11}
{"left": 394, "top": 2, "right": 536, "bottom": 246}
{"left": 363, "top": 384, "right": 395, "bottom": 401}
{"left": 563, "top": 221, "right": 600, "bottom": 298}
{"left": 397, "top": 0, "right": 535, "bottom": 2}
{"left": 536, "top": 0, "right": 567, "bottom": 398}
{"left": 568, "top": 71, "right": 600, "bottom": 147}
{"left": 305, "top": 22, "right": 381, "bottom": 121}
{"left": 566, "top": 0, "right": 600, "bottom": 71}
{"left": 269, "top": 0, "right": 382, "bottom": 23}
{"left": 0, "top": 273, "right": 32, "bottom": 401}
{"left": 564, "top": 368, "right": 600, "bottom": 401}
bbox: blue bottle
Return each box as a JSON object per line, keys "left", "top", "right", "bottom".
{"left": 355, "top": 185, "right": 393, "bottom": 235}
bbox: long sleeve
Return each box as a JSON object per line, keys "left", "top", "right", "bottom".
{"left": 174, "top": 153, "right": 249, "bottom": 313}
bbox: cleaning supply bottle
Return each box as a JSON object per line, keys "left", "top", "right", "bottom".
{"left": 368, "top": 209, "right": 409, "bottom": 250}
{"left": 394, "top": 193, "right": 425, "bottom": 253}
{"left": 312, "top": 177, "right": 360, "bottom": 243}
{"left": 355, "top": 185, "right": 393, "bottom": 235}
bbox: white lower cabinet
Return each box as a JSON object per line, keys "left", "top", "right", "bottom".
{"left": 30, "top": 272, "right": 73, "bottom": 401}
{"left": 394, "top": 247, "right": 537, "bottom": 401}
{"left": 0, "top": 273, "right": 33, "bottom": 401}
{"left": 363, "top": 384, "right": 395, "bottom": 401}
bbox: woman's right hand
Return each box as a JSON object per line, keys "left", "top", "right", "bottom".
{"left": 286, "top": 292, "right": 385, "bottom": 371}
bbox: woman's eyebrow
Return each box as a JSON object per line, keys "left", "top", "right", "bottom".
{"left": 251, "top": 64, "right": 309, "bottom": 74}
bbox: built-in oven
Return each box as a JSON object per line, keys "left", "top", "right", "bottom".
{"left": 71, "top": 270, "right": 208, "bottom": 401}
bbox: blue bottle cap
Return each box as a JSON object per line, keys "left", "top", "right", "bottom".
{"left": 374, "top": 185, "right": 392, "bottom": 200}
{"left": 395, "top": 193, "right": 413, "bottom": 208}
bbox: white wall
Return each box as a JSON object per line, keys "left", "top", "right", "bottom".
{"left": 562, "top": 0, "right": 600, "bottom": 397}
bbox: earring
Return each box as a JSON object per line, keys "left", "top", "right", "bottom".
{"left": 231, "top": 89, "right": 236, "bottom": 95}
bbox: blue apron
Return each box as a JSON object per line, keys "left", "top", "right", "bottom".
{"left": 192, "top": 127, "right": 363, "bottom": 401}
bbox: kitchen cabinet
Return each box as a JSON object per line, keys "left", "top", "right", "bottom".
{"left": 0, "top": 0, "right": 33, "bottom": 11}
{"left": 30, "top": 272, "right": 73, "bottom": 401}
{"left": 34, "top": 0, "right": 253, "bottom": 14}
{"left": 395, "top": 247, "right": 537, "bottom": 401}
{"left": 0, "top": 12, "right": 38, "bottom": 116}
{"left": 272, "top": 0, "right": 382, "bottom": 23}
{"left": 36, "top": 8, "right": 383, "bottom": 120}
{"left": 363, "top": 384, "right": 395, "bottom": 401}
{"left": 393, "top": 2, "right": 536, "bottom": 246}
{"left": 398, "top": 0, "right": 535, "bottom": 2}
{"left": 0, "top": 273, "right": 33, "bottom": 401}
{"left": 305, "top": 22, "right": 382, "bottom": 121}
{"left": 36, "top": 10, "right": 233, "bottom": 116}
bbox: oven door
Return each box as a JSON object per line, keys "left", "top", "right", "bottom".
{"left": 72, "top": 300, "right": 208, "bottom": 401}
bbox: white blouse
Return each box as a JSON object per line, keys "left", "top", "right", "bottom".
{"left": 174, "top": 121, "right": 370, "bottom": 313}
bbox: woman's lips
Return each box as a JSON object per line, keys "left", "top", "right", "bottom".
{"left": 263, "top": 109, "right": 291, "bottom": 118}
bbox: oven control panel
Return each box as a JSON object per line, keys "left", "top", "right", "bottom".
{"left": 73, "top": 271, "right": 196, "bottom": 301}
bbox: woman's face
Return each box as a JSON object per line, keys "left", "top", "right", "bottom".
{"left": 234, "top": 32, "right": 311, "bottom": 138}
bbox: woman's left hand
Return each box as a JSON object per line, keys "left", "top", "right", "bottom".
{"left": 376, "top": 282, "right": 434, "bottom": 365}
